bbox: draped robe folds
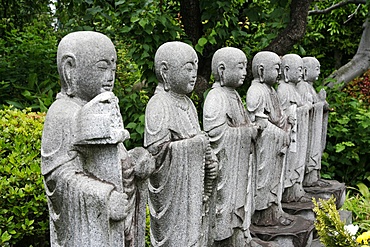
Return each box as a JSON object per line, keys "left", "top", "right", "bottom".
{"left": 41, "top": 93, "right": 125, "bottom": 247}
{"left": 203, "top": 84, "right": 254, "bottom": 241}
{"left": 144, "top": 89, "right": 206, "bottom": 247}
{"left": 296, "top": 81, "right": 329, "bottom": 184}
{"left": 246, "top": 80, "right": 289, "bottom": 210}
{"left": 277, "top": 82, "right": 309, "bottom": 201}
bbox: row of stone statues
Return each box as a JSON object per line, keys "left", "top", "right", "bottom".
{"left": 41, "top": 31, "right": 344, "bottom": 247}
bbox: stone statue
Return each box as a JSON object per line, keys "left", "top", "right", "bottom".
{"left": 297, "top": 57, "right": 329, "bottom": 187}
{"left": 246, "top": 52, "right": 315, "bottom": 247}
{"left": 246, "top": 51, "right": 293, "bottom": 226}
{"left": 277, "top": 54, "right": 311, "bottom": 203}
{"left": 203, "top": 47, "right": 258, "bottom": 246}
{"left": 144, "top": 41, "right": 218, "bottom": 247}
{"left": 41, "top": 31, "right": 154, "bottom": 247}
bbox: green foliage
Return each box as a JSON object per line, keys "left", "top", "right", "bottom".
{"left": 114, "top": 41, "right": 150, "bottom": 149}
{"left": 0, "top": 0, "right": 51, "bottom": 36}
{"left": 322, "top": 83, "right": 370, "bottom": 187}
{"left": 342, "top": 184, "right": 370, "bottom": 233}
{"left": 301, "top": 0, "right": 367, "bottom": 78}
{"left": 115, "top": 0, "right": 184, "bottom": 87}
{"left": 0, "top": 107, "right": 48, "bottom": 246}
{"left": 0, "top": 15, "right": 60, "bottom": 111}
{"left": 313, "top": 196, "right": 358, "bottom": 247}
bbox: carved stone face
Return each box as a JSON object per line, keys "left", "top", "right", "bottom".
{"left": 167, "top": 52, "right": 198, "bottom": 95}
{"left": 222, "top": 52, "right": 247, "bottom": 89}
{"left": 304, "top": 58, "right": 320, "bottom": 82}
{"left": 283, "top": 55, "right": 303, "bottom": 84}
{"left": 263, "top": 58, "right": 281, "bottom": 86}
{"left": 74, "top": 44, "right": 117, "bottom": 102}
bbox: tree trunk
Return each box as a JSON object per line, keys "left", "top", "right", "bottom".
{"left": 264, "top": 0, "right": 313, "bottom": 55}
{"left": 179, "top": 0, "right": 202, "bottom": 46}
{"left": 179, "top": 0, "right": 214, "bottom": 102}
{"left": 326, "top": 17, "right": 370, "bottom": 89}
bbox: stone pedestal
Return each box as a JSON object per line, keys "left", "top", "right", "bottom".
{"left": 250, "top": 215, "right": 314, "bottom": 247}
{"left": 304, "top": 179, "right": 346, "bottom": 208}
{"left": 282, "top": 201, "right": 315, "bottom": 221}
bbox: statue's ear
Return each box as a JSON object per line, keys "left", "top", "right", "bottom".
{"left": 160, "top": 61, "right": 169, "bottom": 91}
{"left": 217, "top": 62, "right": 226, "bottom": 85}
{"left": 61, "top": 53, "right": 77, "bottom": 96}
{"left": 284, "top": 65, "right": 290, "bottom": 82}
{"left": 303, "top": 67, "right": 308, "bottom": 81}
{"left": 258, "top": 64, "right": 264, "bottom": 82}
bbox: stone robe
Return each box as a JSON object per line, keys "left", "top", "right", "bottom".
{"left": 277, "top": 81, "right": 309, "bottom": 201}
{"left": 246, "top": 80, "right": 289, "bottom": 211}
{"left": 296, "top": 81, "right": 329, "bottom": 184}
{"left": 144, "top": 87, "right": 206, "bottom": 247}
{"left": 41, "top": 93, "right": 126, "bottom": 247}
{"left": 203, "top": 83, "right": 255, "bottom": 241}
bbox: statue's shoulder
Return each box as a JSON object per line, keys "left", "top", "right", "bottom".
{"left": 41, "top": 97, "right": 81, "bottom": 175}
{"left": 145, "top": 92, "right": 170, "bottom": 138}
{"left": 203, "top": 87, "right": 229, "bottom": 130}
{"left": 247, "top": 80, "right": 265, "bottom": 95}
{"left": 246, "top": 81, "right": 265, "bottom": 108}
{"left": 44, "top": 97, "right": 81, "bottom": 128}
{"left": 205, "top": 86, "right": 228, "bottom": 107}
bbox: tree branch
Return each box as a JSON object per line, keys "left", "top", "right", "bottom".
{"left": 309, "top": 0, "right": 366, "bottom": 15}
{"left": 326, "top": 17, "right": 370, "bottom": 89}
{"left": 264, "top": 0, "right": 313, "bottom": 55}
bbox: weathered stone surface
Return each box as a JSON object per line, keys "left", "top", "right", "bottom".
{"left": 203, "top": 47, "right": 258, "bottom": 246}
{"left": 144, "top": 41, "right": 218, "bottom": 247}
{"left": 246, "top": 51, "right": 292, "bottom": 227}
{"left": 245, "top": 51, "right": 316, "bottom": 247}
{"left": 42, "top": 31, "right": 154, "bottom": 247}
{"left": 298, "top": 57, "right": 329, "bottom": 187}
{"left": 277, "top": 54, "right": 312, "bottom": 203}
{"left": 250, "top": 215, "right": 314, "bottom": 247}
{"left": 305, "top": 179, "right": 346, "bottom": 209}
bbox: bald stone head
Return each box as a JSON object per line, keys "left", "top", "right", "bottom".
{"left": 57, "top": 31, "right": 117, "bottom": 102}
{"left": 211, "top": 47, "right": 247, "bottom": 88}
{"left": 252, "top": 51, "right": 281, "bottom": 86}
{"left": 281, "top": 54, "right": 303, "bottom": 84}
{"left": 154, "top": 41, "right": 198, "bottom": 94}
{"left": 303, "top": 57, "right": 320, "bottom": 83}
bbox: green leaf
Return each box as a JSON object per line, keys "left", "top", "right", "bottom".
{"left": 197, "top": 37, "right": 208, "bottom": 46}
{"left": 1, "top": 231, "right": 11, "bottom": 243}
{"left": 195, "top": 44, "right": 204, "bottom": 54}
{"left": 139, "top": 19, "right": 148, "bottom": 28}
{"left": 126, "top": 122, "right": 137, "bottom": 129}
{"left": 334, "top": 141, "right": 354, "bottom": 153}
{"left": 115, "top": 0, "right": 125, "bottom": 6}
{"left": 356, "top": 182, "right": 370, "bottom": 199}
{"left": 130, "top": 16, "right": 140, "bottom": 23}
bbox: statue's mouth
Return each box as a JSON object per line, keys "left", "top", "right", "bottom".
{"left": 102, "top": 84, "right": 113, "bottom": 91}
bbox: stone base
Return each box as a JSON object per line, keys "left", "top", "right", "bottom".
{"left": 282, "top": 201, "right": 315, "bottom": 221}
{"left": 250, "top": 215, "right": 314, "bottom": 247}
{"left": 304, "top": 179, "right": 346, "bottom": 208}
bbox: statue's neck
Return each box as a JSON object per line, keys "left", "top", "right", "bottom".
{"left": 169, "top": 90, "right": 186, "bottom": 99}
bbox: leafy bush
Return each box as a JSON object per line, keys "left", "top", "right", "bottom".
{"left": 0, "top": 15, "right": 60, "bottom": 112}
{"left": 114, "top": 41, "right": 151, "bottom": 149}
{"left": 322, "top": 82, "right": 370, "bottom": 187}
{"left": 314, "top": 187, "right": 370, "bottom": 247}
{"left": 342, "top": 183, "right": 370, "bottom": 233}
{"left": 0, "top": 107, "right": 48, "bottom": 246}
{"left": 313, "top": 196, "right": 358, "bottom": 247}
